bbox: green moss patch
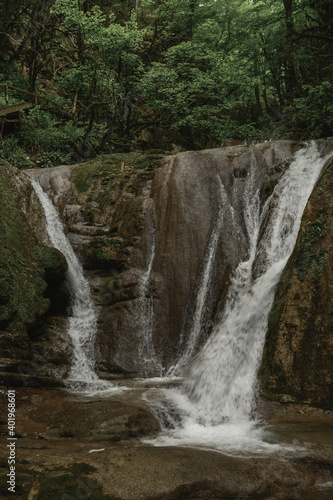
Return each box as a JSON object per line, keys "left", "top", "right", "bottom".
{"left": 0, "top": 166, "right": 69, "bottom": 387}
{"left": 71, "top": 152, "right": 163, "bottom": 203}
{"left": 35, "top": 474, "right": 120, "bottom": 500}
{"left": 71, "top": 152, "right": 163, "bottom": 270}
{"left": 0, "top": 463, "right": 120, "bottom": 499}
{"left": 261, "top": 158, "right": 333, "bottom": 408}
{"left": 32, "top": 247, "right": 68, "bottom": 282}
{"left": 0, "top": 167, "right": 69, "bottom": 335}
{"left": 85, "top": 238, "right": 125, "bottom": 269}
{"left": 0, "top": 169, "right": 47, "bottom": 334}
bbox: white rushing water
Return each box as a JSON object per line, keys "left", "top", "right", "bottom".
{"left": 30, "top": 178, "right": 119, "bottom": 394}
{"left": 144, "top": 142, "right": 331, "bottom": 454}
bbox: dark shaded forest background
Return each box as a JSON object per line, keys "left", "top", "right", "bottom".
{"left": 0, "top": 0, "right": 332, "bottom": 167}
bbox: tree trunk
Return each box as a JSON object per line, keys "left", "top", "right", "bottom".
{"left": 135, "top": 0, "right": 139, "bottom": 22}
{"left": 283, "top": 0, "right": 296, "bottom": 104}
{"left": 253, "top": 33, "right": 262, "bottom": 120}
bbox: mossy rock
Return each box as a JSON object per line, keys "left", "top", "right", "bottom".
{"left": 33, "top": 246, "right": 68, "bottom": 282}
{"left": 0, "top": 166, "right": 70, "bottom": 387}
{"left": 0, "top": 168, "right": 55, "bottom": 334}
{"left": 71, "top": 152, "right": 163, "bottom": 199}
{"left": 85, "top": 238, "right": 125, "bottom": 269}
{"left": 0, "top": 166, "right": 69, "bottom": 333}
{"left": 70, "top": 152, "right": 163, "bottom": 269}
{"left": 0, "top": 463, "right": 120, "bottom": 500}
{"left": 261, "top": 156, "right": 333, "bottom": 408}
{"left": 33, "top": 474, "right": 120, "bottom": 500}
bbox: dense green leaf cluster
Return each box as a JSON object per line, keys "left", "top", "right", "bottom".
{"left": 0, "top": 0, "right": 332, "bottom": 162}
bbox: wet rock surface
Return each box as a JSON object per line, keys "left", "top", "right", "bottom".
{"left": 27, "top": 153, "right": 163, "bottom": 378}
{"left": 150, "top": 141, "right": 301, "bottom": 366}
{"left": 0, "top": 387, "right": 333, "bottom": 500}
{"left": 26, "top": 142, "right": 306, "bottom": 378}
{"left": 261, "top": 146, "right": 333, "bottom": 409}
{"left": 0, "top": 166, "right": 70, "bottom": 387}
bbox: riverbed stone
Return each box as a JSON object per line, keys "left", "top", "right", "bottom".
{"left": 0, "top": 387, "right": 332, "bottom": 500}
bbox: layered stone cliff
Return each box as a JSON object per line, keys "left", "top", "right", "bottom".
{"left": 1, "top": 140, "right": 332, "bottom": 410}
{"left": 27, "top": 142, "right": 302, "bottom": 378}
{"left": 261, "top": 141, "right": 333, "bottom": 409}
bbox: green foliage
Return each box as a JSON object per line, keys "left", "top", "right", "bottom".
{"left": 0, "top": 137, "right": 34, "bottom": 169}
{"left": 22, "top": 106, "right": 85, "bottom": 152}
{"left": 0, "top": 169, "right": 51, "bottom": 334}
{"left": 0, "top": 0, "right": 332, "bottom": 154}
{"left": 35, "top": 151, "right": 72, "bottom": 168}
{"left": 288, "top": 82, "right": 333, "bottom": 139}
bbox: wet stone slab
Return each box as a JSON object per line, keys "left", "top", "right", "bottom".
{"left": 0, "top": 387, "right": 333, "bottom": 500}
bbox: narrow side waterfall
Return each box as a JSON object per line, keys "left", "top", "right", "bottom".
{"left": 146, "top": 142, "right": 331, "bottom": 453}
{"left": 170, "top": 177, "right": 226, "bottom": 375}
{"left": 138, "top": 204, "right": 162, "bottom": 376}
{"left": 30, "top": 179, "right": 112, "bottom": 393}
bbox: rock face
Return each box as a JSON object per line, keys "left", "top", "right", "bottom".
{"left": 28, "top": 153, "right": 164, "bottom": 378}
{"left": 0, "top": 166, "right": 70, "bottom": 387}
{"left": 261, "top": 142, "right": 333, "bottom": 409}
{"left": 27, "top": 143, "right": 304, "bottom": 379}
{"left": 150, "top": 142, "right": 301, "bottom": 367}
{"left": 2, "top": 141, "right": 333, "bottom": 406}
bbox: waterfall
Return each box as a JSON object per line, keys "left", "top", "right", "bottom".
{"left": 138, "top": 203, "right": 161, "bottom": 376}
{"left": 145, "top": 142, "right": 331, "bottom": 453}
{"left": 169, "top": 176, "right": 226, "bottom": 375}
{"left": 30, "top": 178, "right": 114, "bottom": 393}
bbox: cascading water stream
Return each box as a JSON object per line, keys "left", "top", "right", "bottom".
{"left": 138, "top": 204, "right": 162, "bottom": 376}
{"left": 144, "top": 142, "right": 331, "bottom": 453}
{"left": 169, "top": 176, "right": 227, "bottom": 376}
{"left": 30, "top": 178, "right": 115, "bottom": 393}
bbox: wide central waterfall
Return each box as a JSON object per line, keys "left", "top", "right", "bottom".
{"left": 145, "top": 142, "right": 331, "bottom": 453}
{"left": 30, "top": 178, "right": 114, "bottom": 393}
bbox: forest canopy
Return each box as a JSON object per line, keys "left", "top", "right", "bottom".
{"left": 0, "top": 0, "right": 332, "bottom": 166}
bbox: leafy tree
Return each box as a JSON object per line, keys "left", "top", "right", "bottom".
{"left": 0, "top": 0, "right": 332, "bottom": 159}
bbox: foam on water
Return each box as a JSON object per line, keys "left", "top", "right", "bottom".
{"left": 144, "top": 143, "right": 332, "bottom": 454}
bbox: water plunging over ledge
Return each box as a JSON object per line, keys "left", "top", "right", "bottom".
{"left": 30, "top": 178, "right": 119, "bottom": 394}
{"left": 143, "top": 142, "right": 332, "bottom": 454}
